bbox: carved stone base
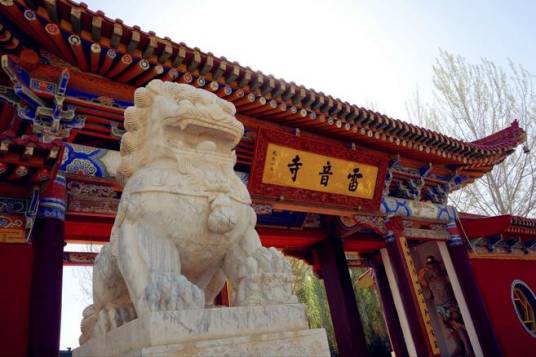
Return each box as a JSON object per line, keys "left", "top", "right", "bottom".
{"left": 73, "top": 304, "right": 330, "bottom": 357}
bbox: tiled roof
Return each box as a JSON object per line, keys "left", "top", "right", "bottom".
{"left": 0, "top": 0, "right": 526, "bottom": 169}
{"left": 459, "top": 212, "right": 536, "bottom": 235}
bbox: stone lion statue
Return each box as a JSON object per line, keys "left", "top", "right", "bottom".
{"left": 79, "top": 80, "right": 297, "bottom": 344}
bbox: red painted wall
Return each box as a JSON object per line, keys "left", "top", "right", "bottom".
{"left": 0, "top": 243, "right": 33, "bottom": 357}
{"left": 471, "top": 258, "right": 536, "bottom": 356}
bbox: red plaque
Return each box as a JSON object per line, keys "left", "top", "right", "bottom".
{"left": 248, "top": 128, "right": 389, "bottom": 212}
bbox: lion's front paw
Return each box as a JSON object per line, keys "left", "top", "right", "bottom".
{"left": 91, "top": 303, "right": 136, "bottom": 338}
{"left": 233, "top": 247, "right": 298, "bottom": 306}
{"left": 139, "top": 274, "right": 205, "bottom": 314}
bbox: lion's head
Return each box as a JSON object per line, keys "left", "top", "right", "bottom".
{"left": 117, "top": 80, "right": 244, "bottom": 184}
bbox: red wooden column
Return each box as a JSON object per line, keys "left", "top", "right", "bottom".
{"left": 446, "top": 220, "right": 502, "bottom": 356}
{"left": 0, "top": 240, "right": 33, "bottom": 356}
{"left": 313, "top": 222, "right": 370, "bottom": 357}
{"left": 371, "top": 260, "right": 409, "bottom": 357}
{"left": 0, "top": 102, "right": 15, "bottom": 130}
{"left": 383, "top": 217, "right": 435, "bottom": 357}
{"left": 28, "top": 173, "right": 66, "bottom": 357}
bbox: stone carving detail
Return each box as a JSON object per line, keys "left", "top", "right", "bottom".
{"left": 79, "top": 80, "right": 297, "bottom": 344}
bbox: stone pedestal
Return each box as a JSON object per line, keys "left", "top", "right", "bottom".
{"left": 74, "top": 304, "right": 330, "bottom": 357}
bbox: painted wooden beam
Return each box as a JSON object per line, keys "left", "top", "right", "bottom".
{"left": 89, "top": 43, "right": 101, "bottom": 73}
{"left": 215, "top": 85, "right": 232, "bottom": 98}
{"left": 44, "top": 23, "right": 76, "bottom": 64}
{"left": 133, "top": 64, "right": 163, "bottom": 86}
{"left": 68, "top": 34, "right": 88, "bottom": 72}
{"left": 117, "top": 59, "right": 149, "bottom": 83}
{"left": 226, "top": 88, "right": 244, "bottom": 102}
{"left": 106, "top": 53, "right": 132, "bottom": 78}
{"left": 241, "top": 98, "right": 278, "bottom": 116}
{"left": 160, "top": 68, "right": 178, "bottom": 82}
{"left": 22, "top": 9, "right": 58, "bottom": 52}
{"left": 177, "top": 71, "right": 193, "bottom": 84}
{"left": 192, "top": 76, "right": 206, "bottom": 88}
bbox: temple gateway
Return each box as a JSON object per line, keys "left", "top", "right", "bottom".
{"left": 1, "top": 0, "right": 535, "bottom": 356}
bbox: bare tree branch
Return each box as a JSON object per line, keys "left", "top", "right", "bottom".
{"left": 407, "top": 50, "right": 535, "bottom": 217}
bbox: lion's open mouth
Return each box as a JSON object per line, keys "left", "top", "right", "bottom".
{"left": 175, "top": 117, "right": 241, "bottom": 147}
{"left": 162, "top": 98, "right": 243, "bottom": 154}
{"left": 163, "top": 115, "right": 242, "bottom": 155}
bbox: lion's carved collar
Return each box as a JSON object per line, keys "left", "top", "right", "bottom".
{"left": 124, "top": 166, "right": 251, "bottom": 205}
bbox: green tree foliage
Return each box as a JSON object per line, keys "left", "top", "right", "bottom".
{"left": 287, "top": 257, "right": 391, "bottom": 356}
{"left": 287, "top": 257, "right": 337, "bottom": 355}
{"left": 350, "top": 268, "right": 391, "bottom": 357}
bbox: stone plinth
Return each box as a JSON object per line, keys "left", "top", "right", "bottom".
{"left": 74, "top": 304, "right": 330, "bottom": 356}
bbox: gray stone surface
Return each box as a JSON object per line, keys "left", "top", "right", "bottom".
{"left": 74, "top": 304, "right": 330, "bottom": 356}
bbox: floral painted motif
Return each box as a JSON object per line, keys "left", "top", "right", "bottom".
{"left": 61, "top": 144, "right": 108, "bottom": 177}
{"left": 0, "top": 214, "right": 24, "bottom": 229}
{"left": 0, "top": 198, "right": 27, "bottom": 214}
{"left": 381, "top": 196, "right": 456, "bottom": 222}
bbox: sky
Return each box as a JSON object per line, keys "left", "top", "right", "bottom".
{"left": 59, "top": 0, "right": 536, "bottom": 349}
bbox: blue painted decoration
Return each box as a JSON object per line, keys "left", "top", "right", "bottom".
{"left": 61, "top": 144, "right": 108, "bottom": 177}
